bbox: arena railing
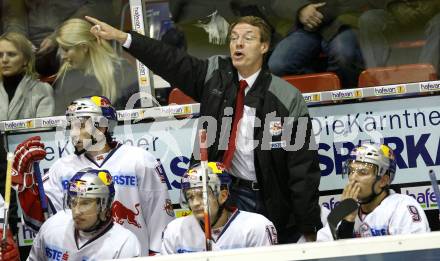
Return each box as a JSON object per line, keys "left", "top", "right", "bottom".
{"left": 107, "top": 231, "right": 440, "bottom": 261}
{"left": 1, "top": 80, "right": 439, "bottom": 132}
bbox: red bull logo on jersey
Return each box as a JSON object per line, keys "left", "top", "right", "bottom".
{"left": 112, "top": 201, "right": 142, "bottom": 228}
{"left": 164, "top": 199, "right": 175, "bottom": 217}
{"left": 45, "top": 247, "right": 69, "bottom": 261}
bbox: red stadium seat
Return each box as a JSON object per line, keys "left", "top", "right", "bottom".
{"left": 391, "top": 40, "right": 426, "bottom": 49}
{"left": 358, "top": 64, "right": 437, "bottom": 87}
{"left": 282, "top": 72, "right": 342, "bottom": 93}
{"left": 168, "top": 88, "right": 195, "bottom": 105}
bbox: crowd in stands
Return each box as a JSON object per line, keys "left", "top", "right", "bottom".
{"left": 0, "top": 1, "right": 439, "bottom": 260}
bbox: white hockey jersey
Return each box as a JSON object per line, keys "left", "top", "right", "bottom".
{"left": 161, "top": 209, "right": 277, "bottom": 254}
{"left": 317, "top": 192, "right": 431, "bottom": 241}
{"left": 27, "top": 210, "right": 141, "bottom": 260}
{"left": 42, "top": 143, "right": 174, "bottom": 254}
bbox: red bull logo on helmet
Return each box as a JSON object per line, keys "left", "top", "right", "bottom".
{"left": 111, "top": 201, "right": 142, "bottom": 228}
{"left": 98, "top": 171, "right": 112, "bottom": 185}
{"left": 90, "top": 96, "right": 111, "bottom": 107}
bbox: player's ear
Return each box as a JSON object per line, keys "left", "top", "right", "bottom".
{"left": 218, "top": 189, "right": 229, "bottom": 205}
{"left": 379, "top": 174, "right": 390, "bottom": 189}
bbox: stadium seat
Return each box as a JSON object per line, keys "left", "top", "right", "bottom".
{"left": 282, "top": 72, "right": 342, "bottom": 93}
{"left": 168, "top": 88, "right": 195, "bottom": 105}
{"left": 358, "top": 64, "right": 437, "bottom": 87}
{"left": 391, "top": 40, "right": 426, "bottom": 49}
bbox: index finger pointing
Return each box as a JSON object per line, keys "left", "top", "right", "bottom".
{"left": 313, "top": 2, "right": 326, "bottom": 8}
{"left": 85, "top": 16, "right": 103, "bottom": 26}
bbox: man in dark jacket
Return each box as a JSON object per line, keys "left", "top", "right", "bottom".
{"left": 359, "top": 0, "right": 440, "bottom": 71}
{"left": 268, "top": 0, "right": 368, "bottom": 88}
{"left": 86, "top": 15, "right": 322, "bottom": 243}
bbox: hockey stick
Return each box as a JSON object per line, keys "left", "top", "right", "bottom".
{"left": 33, "top": 162, "right": 49, "bottom": 221}
{"left": 2, "top": 153, "right": 14, "bottom": 244}
{"left": 199, "top": 129, "right": 212, "bottom": 251}
{"left": 327, "top": 198, "right": 358, "bottom": 240}
{"left": 428, "top": 169, "right": 440, "bottom": 222}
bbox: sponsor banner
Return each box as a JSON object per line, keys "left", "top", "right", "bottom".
{"left": 420, "top": 81, "right": 440, "bottom": 92}
{"left": 161, "top": 105, "right": 192, "bottom": 115}
{"left": 7, "top": 96, "right": 440, "bottom": 203}
{"left": 17, "top": 223, "right": 36, "bottom": 247}
{"left": 401, "top": 185, "right": 438, "bottom": 210}
{"left": 117, "top": 109, "right": 145, "bottom": 121}
{"left": 303, "top": 93, "right": 321, "bottom": 103}
{"left": 3, "top": 119, "right": 34, "bottom": 131}
{"left": 310, "top": 95, "right": 440, "bottom": 191}
{"left": 331, "top": 89, "right": 363, "bottom": 100}
{"left": 40, "top": 117, "right": 66, "bottom": 128}
{"left": 319, "top": 194, "right": 342, "bottom": 211}
{"left": 374, "top": 85, "right": 406, "bottom": 96}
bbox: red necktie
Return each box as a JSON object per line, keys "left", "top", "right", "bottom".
{"left": 223, "top": 79, "right": 248, "bottom": 169}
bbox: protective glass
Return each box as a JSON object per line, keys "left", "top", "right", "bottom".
{"left": 180, "top": 187, "right": 214, "bottom": 209}
{"left": 67, "top": 196, "right": 98, "bottom": 213}
{"left": 342, "top": 161, "right": 377, "bottom": 179}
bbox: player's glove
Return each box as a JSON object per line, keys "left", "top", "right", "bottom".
{"left": 0, "top": 228, "right": 20, "bottom": 261}
{"left": 11, "top": 136, "right": 47, "bottom": 193}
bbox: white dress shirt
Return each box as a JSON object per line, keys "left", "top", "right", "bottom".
{"left": 230, "top": 70, "right": 260, "bottom": 182}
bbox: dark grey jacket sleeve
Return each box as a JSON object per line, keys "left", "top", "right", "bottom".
{"left": 125, "top": 31, "right": 209, "bottom": 102}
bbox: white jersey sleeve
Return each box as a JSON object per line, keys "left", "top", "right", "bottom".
{"left": 43, "top": 159, "right": 67, "bottom": 212}
{"left": 316, "top": 222, "right": 334, "bottom": 242}
{"left": 137, "top": 151, "right": 175, "bottom": 253}
{"left": 388, "top": 196, "right": 430, "bottom": 235}
{"left": 248, "top": 215, "right": 278, "bottom": 246}
{"left": 160, "top": 224, "right": 177, "bottom": 255}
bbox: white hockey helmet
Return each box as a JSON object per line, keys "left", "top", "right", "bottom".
{"left": 65, "top": 95, "right": 117, "bottom": 135}
{"left": 346, "top": 143, "right": 397, "bottom": 182}
{"left": 180, "top": 162, "right": 231, "bottom": 207}
{"left": 66, "top": 167, "right": 115, "bottom": 213}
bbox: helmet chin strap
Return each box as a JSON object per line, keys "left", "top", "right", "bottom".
{"left": 358, "top": 176, "right": 388, "bottom": 205}
{"left": 81, "top": 207, "right": 112, "bottom": 233}
{"left": 198, "top": 197, "right": 225, "bottom": 230}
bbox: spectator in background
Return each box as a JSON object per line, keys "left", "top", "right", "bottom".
{"left": 2, "top": 0, "right": 122, "bottom": 76}
{"left": 53, "top": 18, "right": 138, "bottom": 115}
{"left": 359, "top": 0, "right": 440, "bottom": 72}
{"left": 0, "top": 32, "right": 54, "bottom": 121}
{"left": 268, "top": 1, "right": 368, "bottom": 88}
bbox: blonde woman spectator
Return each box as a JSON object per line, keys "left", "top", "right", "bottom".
{"left": 53, "top": 18, "right": 138, "bottom": 115}
{"left": 0, "top": 32, "right": 54, "bottom": 121}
